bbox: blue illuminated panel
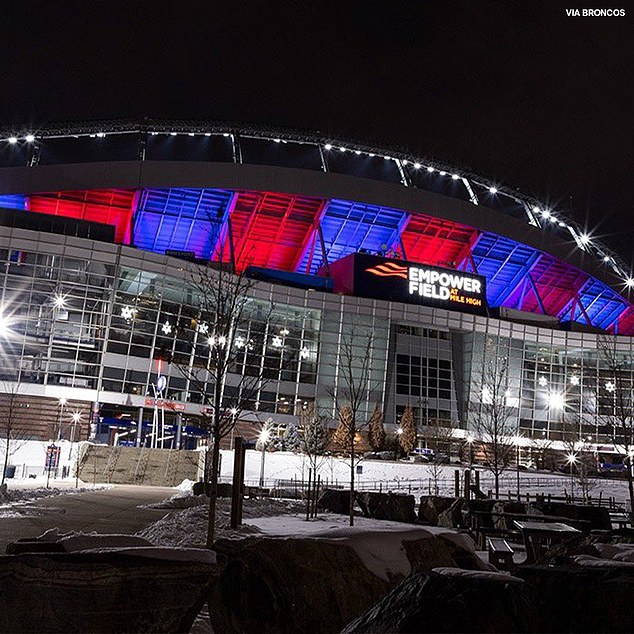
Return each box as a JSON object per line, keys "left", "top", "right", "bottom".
{"left": 0, "top": 194, "right": 27, "bottom": 210}
{"left": 133, "top": 188, "right": 233, "bottom": 259}
{"left": 298, "top": 199, "right": 408, "bottom": 274}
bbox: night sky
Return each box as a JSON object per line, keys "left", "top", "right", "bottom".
{"left": 2, "top": 1, "right": 632, "bottom": 267}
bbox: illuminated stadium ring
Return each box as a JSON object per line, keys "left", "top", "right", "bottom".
{"left": 0, "top": 120, "right": 632, "bottom": 334}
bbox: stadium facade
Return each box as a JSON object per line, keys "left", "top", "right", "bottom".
{"left": 0, "top": 121, "right": 632, "bottom": 454}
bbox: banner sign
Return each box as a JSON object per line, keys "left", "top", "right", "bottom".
{"left": 328, "top": 253, "right": 488, "bottom": 315}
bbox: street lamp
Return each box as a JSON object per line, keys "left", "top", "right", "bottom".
{"left": 566, "top": 452, "right": 577, "bottom": 500}
{"left": 395, "top": 426, "right": 403, "bottom": 461}
{"left": 70, "top": 411, "right": 82, "bottom": 488}
{"left": 258, "top": 425, "right": 271, "bottom": 487}
{"left": 57, "top": 397, "right": 67, "bottom": 441}
{"left": 466, "top": 435, "right": 474, "bottom": 466}
{"left": 514, "top": 434, "right": 522, "bottom": 500}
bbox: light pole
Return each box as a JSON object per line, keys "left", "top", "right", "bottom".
{"left": 70, "top": 411, "right": 81, "bottom": 487}
{"left": 514, "top": 434, "right": 522, "bottom": 501}
{"left": 466, "top": 435, "right": 474, "bottom": 467}
{"left": 230, "top": 408, "right": 238, "bottom": 451}
{"left": 258, "top": 425, "right": 271, "bottom": 487}
{"left": 57, "top": 397, "right": 67, "bottom": 441}
{"left": 566, "top": 452, "right": 577, "bottom": 500}
{"left": 395, "top": 426, "right": 403, "bottom": 461}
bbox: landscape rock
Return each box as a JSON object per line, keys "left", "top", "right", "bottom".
{"left": 437, "top": 497, "right": 465, "bottom": 528}
{"left": 210, "top": 531, "right": 489, "bottom": 633}
{"left": 418, "top": 496, "right": 457, "bottom": 525}
{"left": 357, "top": 492, "right": 417, "bottom": 523}
{"left": 342, "top": 567, "right": 537, "bottom": 633}
{"left": 317, "top": 488, "right": 352, "bottom": 514}
{"left": 0, "top": 547, "right": 221, "bottom": 633}
{"left": 516, "top": 562, "right": 634, "bottom": 633}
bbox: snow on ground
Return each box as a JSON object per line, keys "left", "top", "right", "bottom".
{"left": 0, "top": 481, "right": 108, "bottom": 518}
{"left": 227, "top": 449, "right": 633, "bottom": 507}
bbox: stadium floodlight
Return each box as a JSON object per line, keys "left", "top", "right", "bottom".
{"left": 426, "top": 166, "right": 434, "bottom": 173}
{"left": 541, "top": 209, "right": 550, "bottom": 219}
{"left": 188, "top": 133, "right": 195, "bottom": 137}
{"left": 52, "top": 293, "right": 66, "bottom": 309}
{"left": 580, "top": 234, "right": 591, "bottom": 245}
{"left": 8, "top": 137, "right": 17, "bottom": 144}
{"left": 413, "top": 162, "right": 421, "bottom": 169}
{"left": 603, "top": 256, "right": 611, "bottom": 262}
{"left": 96, "top": 132, "right": 106, "bottom": 138}
{"left": 25, "top": 134, "right": 35, "bottom": 143}
{"left": 204, "top": 132, "right": 211, "bottom": 137}
{"left": 169, "top": 132, "right": 177, "bottom": 136}
{"left": 549, "top": 216, "right": 557, "bottom": 223}
{"left": 626, "top": 278, "right": 634, "bottom": 288}
{"left": 384, "top": 155, "right": 391, "bottom": 160}
{"left": 439, "top": 170, "right": 447, "bottom": 176}
{"left": 354, "top": 150, "right": 361, "bottom": 155}
{"left": 451, "top": 174, "right": 459, "bottom": 180}
{"left": 274, "top": 138, "right": 281, "bottom": 143}
{"left": 368, "top": 152, "right": 375, "bottom": 157}
{"left": 324, "top": 143, "right": 332, "bottom": 150}
{"left": 402, "top": 159, "right": 408, "bottom": 165}
{"left": 339, "top": 147, "right": 346, "bottom": 152}
{"left": 489, "top": 186, "right": 497, "bottom": 194}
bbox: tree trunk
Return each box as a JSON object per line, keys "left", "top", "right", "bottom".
{"left": 205, "top": 435, "right": 221, "bottom": 547}
{"left": 627, "top": 458, "right": 634, "bottom": 522}
{"left": 349, "top": 438, "right": 355, "bottom": 527}
{"left": 1, "top": 430, "right": 10, "bottom": 486}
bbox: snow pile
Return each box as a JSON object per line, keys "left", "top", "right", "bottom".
{"left": 175, "top": 479, "right": 196, "bottom": 493}
{"left": 141, "top": 491, "right": 209, "bottom": 510}
{"left": 137, "top": 496, "right": 304, "bottom": 546}
{"left": 0, "top": 485, "right": 93, "bottom": 504}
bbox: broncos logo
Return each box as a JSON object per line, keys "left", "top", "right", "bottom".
{"left": 365, "top": 262, "right": 408, "bottom": 279}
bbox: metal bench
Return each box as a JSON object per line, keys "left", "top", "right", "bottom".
{"left": 487, "top": 537, "right": 515, "bottom": 570}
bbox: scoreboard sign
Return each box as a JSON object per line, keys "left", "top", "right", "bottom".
{"left": 327, "top": 253, "right": 488, "bottom": 315}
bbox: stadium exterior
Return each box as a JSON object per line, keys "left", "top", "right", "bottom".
{"left": 0, "top": 121, "right": 632, "bottom": 458}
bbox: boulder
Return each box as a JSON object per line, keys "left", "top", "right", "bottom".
{"left": 418, "top": 496, "right": 457, "bottom": 525}
{"left": 342, "top": 567, "right": 537, "bottom": 633}
{"left": 357, "top": 492, "right": 417, "bottom": 523}
{"left": 517, "top": 562, "right": 634, "bottom": 633}
{"left": 0, "top": 546, "right": 221, "bottom": 633}
{"left": 210, "top": 530, "right": 490, "bottom": 633}
{"left": 317, "top": 488, "right": 352, "bottom": 514}
{"left": 437, "top": 498, "right": 465, "bottom": 528}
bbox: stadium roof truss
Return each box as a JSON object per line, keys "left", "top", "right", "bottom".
{"left": 2, "top": 186, "right": 633, "bottom": 335}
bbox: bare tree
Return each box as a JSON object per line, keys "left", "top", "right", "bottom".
{"left": 175, "top": 261, "right": 287, "bottom": 546}
{"left": 329, "top": 327, "right": 376, "bottom": 526}
{"left": 597, "top": 334, "right": 634, "bottom": 518}
{"left": 367, "top": 403, "right": 386, "bottom": 452}
{"left": 0, "top": 383, "right": 26, "bottom": 486}
{"left": 561, "top": 414, "right": 597, "bottom": 502}
{"left": 423, "top": 418, "right": 455, "bottom": 495}
{"left": 297, "top": 402, "right": 328, "bottom": 476}
{"left": 472, "top": 350, "right": 518, "bottom": 498}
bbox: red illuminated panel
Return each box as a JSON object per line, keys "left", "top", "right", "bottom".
{"left": 28, "top": 190, "right": 135, "bottom": 243}
{"left": 617, "top": 305, "right": 634, "bottom": 335}
{"left": 226, "top": 190, "right": 325, "bottom": 272}
{"left": 401, "top": 214, "right": 479, "bottom": 269}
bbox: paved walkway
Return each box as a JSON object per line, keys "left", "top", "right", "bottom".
{"left": 0, "top": 484, "right": 176, "bottom": 553}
